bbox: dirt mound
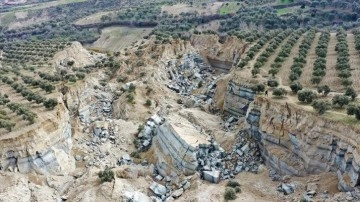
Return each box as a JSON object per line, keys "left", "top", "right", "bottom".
{"left": 53, "top": 41, "right": 102, "bottom": 68}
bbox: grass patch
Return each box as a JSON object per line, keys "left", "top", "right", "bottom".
{"left": 323, "top": 111, "right": 360, "bottom": 130}
{"left": 277, "top": 8, "right": 290, "bottom": 15}
{"left": 219, "top": 2, "right": 241, "bottom": 15}
{"left": 0, "top": 13, "right": 16, "bottom": 27}
{"left": 277, "top": 0, "right": 295, "bottom": 5}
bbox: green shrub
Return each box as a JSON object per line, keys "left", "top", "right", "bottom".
{"left": 235, "top": 187, "right": 241, "bottom": 193}
{"left": 332, "top": 95, "right": 350, "bottom": 108}
{"left": 273, "top": 88, "right": 287, "bottom": 97}
{"left": 345, "top": 87, "right": 357, "bottom": 101}
{"left": 267, "top": 79, "right": 279, "bottom": 87}
{"left": 145, "top": 99, "right": 152, "bottom": 106}
{"left": 317, "top": 85, "right": 330, "bottom": 96}
{"left": 198, "top": 81, "right": 203, "bottom": 88}
{"left": 128, "top": 83, "right": 136, "bottom": 93}
{"left": 251, "top": 84, "right": 265, "bottom": 93}
{"left": 130, "top": 151, "right": 141, "bottom": 159}
{"left": 224, "top": 188, "right": 236, "bottom": 200}
{"left": 137, "top": 124, "right": 144, "bottom": 133}
{"left": 312, "top": 100, "right": 330, "bottom": 115}
{"left": 226, "top": 180, "right": 240, "bottom": 188}
{"left": 98, "top": 167, "right": 114, "bottom": 182}
{"left": 290, "top": 81, "right": 302, "bottom": 94}
{"left": 298, "top": 90, "right": 316, "bottom": 103}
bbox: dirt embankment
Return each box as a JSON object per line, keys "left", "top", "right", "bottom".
{"left": 190, "top": 35, "right": 248, "bottom": 62}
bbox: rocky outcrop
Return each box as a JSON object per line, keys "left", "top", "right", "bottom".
{"left": 206, "top": 57, "right": 233, "bottom": 73}
{"left": 223, "top": 82, "right": 360, "bottom": 192}
{"left": 0, "top": 101, "right": 75, "bottom": 175}
{"left": 224, "top": 81, "right": 255, "bottom": 116}
{"left": 153, "top": 119, "right": 201, "bottom": 176}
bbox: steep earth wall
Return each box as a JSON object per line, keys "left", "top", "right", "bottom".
{"left": 223, "top": 82, "right": 360, "bottom": 192}
{"left": 0, "top": 100, "right": 75, "bottom": 175}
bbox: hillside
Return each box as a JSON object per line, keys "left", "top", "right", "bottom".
{"left": 1, "top": 0, "right": 360, "bottom": 201}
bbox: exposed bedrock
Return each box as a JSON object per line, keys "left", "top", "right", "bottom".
{"left": 224, "top": 81, "right": 360, "bottom": 192}
{"left": 0, "top": 101, "right": 75, "bottom": 175}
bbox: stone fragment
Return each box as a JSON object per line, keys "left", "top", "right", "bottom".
{"left": 241, "top": 144, "right": 250, "bottom": 153}
{"left": 203, "top": 170, "right": 220, "bottom": 183}
{"left": 172, "top": 188, "right": 184, "bottom": 198}
{"left": 150, "top": 182, "right": 167, "bottom": 196}
{"left": 307, "top": 183, "right": 318, "bottom": 193}
{"left": 155, "top": 175, "right": 163, "bottom": 181}
{"left": 182, "top": 181, "right": 191, "bottom": 190}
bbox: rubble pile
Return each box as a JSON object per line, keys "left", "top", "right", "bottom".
{"left": 196, "top": 131, "right": 262, "bottom": 183}
{"left": 166, "top": 53, "right": 215, "bottom": 96}
{"left": 79, "top": 91, "right": 114, "bottom": 124}
{"left": 149, "top": 175, "right": 192, "bottom": 201}
{"left": 221, "top": 115, "right": 240, "bottom": 132}
{"left": 135, "top": 114, "right": 165, "bottom": 151}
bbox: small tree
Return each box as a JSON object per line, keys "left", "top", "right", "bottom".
{"left": 251, "top": 84, "right": 265, "bottom": 94}
{"left": 312, "top": 100, "right": 330, "bottom": 115}
{"left": 267, "top": 79, "right": 279, "bottom": 87}
{"left": 332, "top": 95, "right": 349, "bottom": 108}
{"left": 273, "top": 88, "right": 287, "bottom": 98}
{"left": 298, "top": 90, "right": 316, "bottom": 103}
{"left": 67, "top": 60, "right": 75, "bottom": 66}
{"left": 290, "top": 81, "right": 303, "bottom": 94}
{"left": 345, "top": 87, "right": 357, "bottom": 101}
{"left": 347, "top": 104, "right": 360, "bottom": 120}
{"left": 98, "top": 167, "right": 114, "bottom": 182}
{"left": 145, "top": 99, "right": 152, "bottom": 107}
{"left": 43, "top": 98, "right": 58, "bottom": 110}
{"left": 317, "top": 85, "right": 330, "bottom": 96}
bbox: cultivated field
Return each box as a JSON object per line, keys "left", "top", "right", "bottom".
{"left": 162, "top": 2, "right": 223, "bottom": 16}
{"left": 241, "top": 30, "right": 360, "bottom": 93}
{"left": 89, "top": 26, "right": 153, "bottom": 52}
{"left": 74, "top": 11, "right": 116, "bottom": 25}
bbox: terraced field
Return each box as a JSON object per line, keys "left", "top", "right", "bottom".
{"left": 0, "top": 40, "right": 115, "bottom": 134}
{"left": 240, "top": 30, "right": 360, "bottom": 94}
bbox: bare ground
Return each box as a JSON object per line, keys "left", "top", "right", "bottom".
{"left": 348, "top": 34, "right": 360, "bottom": 92}
{"left": 89, "top": 26, "right": 153, "bottom": 52}
{"left": 74, "top": 11, "right": 116, "bottom": 25}
{"left": 299, "top": 32, "right": 320, "bottom": 88}
{"left": 277, "top": 33, "right": 305, "bottom": 86}
{"left": 320, "top": 33, "right": 342, "bottom": 92}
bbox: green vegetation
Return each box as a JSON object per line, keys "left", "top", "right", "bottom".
{"left": 224, "top": 188, "right": 237, "bottom": 200}
{"left": 298, "top": 90, "right": 316, "bottom": 103}
{"left": 312, "top": 100, "right": 330, "bottom": 115}
{"left": 224, "top": 180, "right": 241, "bottom": 200}
{"left": 332, "top": 95, "right": 350, "bottom": 108}
{"left": 98, "top": 167, "right": 114, "bottom": 182}
{"left": 290, "top": 81, "right": 302, "bottom": 94}
{"left": 251, "top": 84, "right": 265, "bottom": 94}
{"left": 219, "top": 2, "right": 241, "bottom": 15}
{"left": 335, "top": 29, "right": 352, "bottom": 87}
{"left": 273, "top": 88, "right": 287, "bottom": 98}
{"left": 145, "top": 99, "right": 152, "bottom": 107}
{"left": 226, "top": 180, "right": 241, "bottom": 188}
{"left": 276, "top": 8, "right": 290, "bottom": 15}
{"left": 278, "top": 0, "right": 295, "bottom": 5}
{"left": 312, "top": 31, "right": 330, "bottom": 84}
